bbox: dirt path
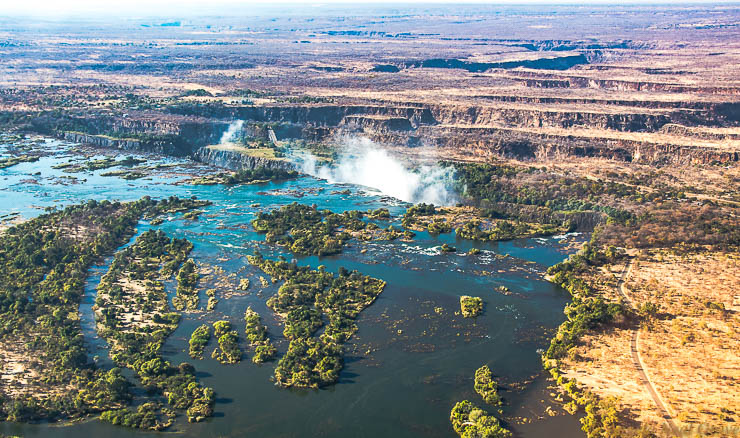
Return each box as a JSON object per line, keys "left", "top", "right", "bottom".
{"left": 616, "top": 261, "right": 680, "bottom": 436}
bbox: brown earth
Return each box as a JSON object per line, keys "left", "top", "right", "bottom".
{"left": 561, "top": 251, "right": 740, "bottom": 437}
{"left": 0, "top": 5, "right": 739, "bottom": 167}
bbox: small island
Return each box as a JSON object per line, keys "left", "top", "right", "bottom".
{"left": 189, "top": 166, "right": 298, "bottom": 185}
{"left": 211, "top": 320, "right": 241, "bottom": 364}
{"left": 474, "top": 365, "right": 502, "bottom": 406}
{"left": 189, "top": 324, "right": 212, "bottom": 359}
{"left": 248, "top": 254, "right": 386, "bottom": 388}
{"left": 450, "top": 400, "right": 511, "bottom": 438}
{"left": 173, "top": 258, "right": 200, "bottom": 311}
{"left": 460, "top": 295, "right": 484, "bottom": 318}
{"left": 252, "top": 202, "right": 405, "bottom": 256}
{"left": 244, "top": 307, "right": 277, "bottom": 363}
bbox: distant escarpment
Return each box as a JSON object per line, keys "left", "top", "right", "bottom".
{"left": 502, "top": 70, "right": 740, "bottom": 96}
{"left": 62, "top": 132, "right": 192, "bottom": 156}
{"left": 399, "top": 54, "right": 590, "bottom": 72}
{"left": 158, "top": 99, "right": 739, "bottom": 165}
{"left": 409, "top": 126, "right": 738, "bottom": 165}
{"left": 167, "top": 104, "right": 437, "bottom": 128}
{"left": 13, "top": 110, "right": 227, "bottom": 156}
{"left": 6, "top": 93, "right": 738, "bottom": 167}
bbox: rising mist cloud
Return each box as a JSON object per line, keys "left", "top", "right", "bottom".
{"left": 219, "top": 120, "right": 244, "bottom": 144}
{"left": 295, "top": 137, "right": 457, "bottom": 206}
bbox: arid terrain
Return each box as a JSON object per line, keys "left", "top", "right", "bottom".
{"left": 1, "top": 4, "right": 739, "bottom": 437}
{"left": 560, "top": 250, "right": 740, "bottom": 436}
{"left": 1, "top": 4, "right": 740, "bottom": 167}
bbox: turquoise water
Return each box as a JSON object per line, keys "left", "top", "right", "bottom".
{"left": 0, "top": 137, "right": 584, "bottom": 437}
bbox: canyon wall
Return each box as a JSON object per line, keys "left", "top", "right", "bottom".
{"left": 192, "top": 147, "right": 296, "bottom": 171}
{"left": 26, "top": 94, "right": 738, "bottom": 167}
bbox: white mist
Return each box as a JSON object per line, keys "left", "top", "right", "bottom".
{"left": 296, "top": 137, "right": 456, "bottom": 206}
{"left": 219, "top": 120, "right": 244, "bottom": 144}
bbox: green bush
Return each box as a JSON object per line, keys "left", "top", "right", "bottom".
{"left": 460, "top": 296, "right": 483, "bottom": 318}
{"left": 188, "top": 324, "right": 211, "bottom": 359}
{"left": 449, "top": 400, "right": 512, "bottom": 438}
{"left": 244, "top": 307, "right": 276, "bottom": 363}
{"left": 211, "top": 321, "right": 241, "bottom": 364}
{"left": 474, "top": 365, "right": 501, "bottom": 406}
{"left": 249, "top": 254, "right": 385, "bottom": 387}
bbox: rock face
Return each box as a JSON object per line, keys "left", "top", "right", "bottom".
{"left": 400, "top": 54, "right": 590, "bottom": 72}
{"left": 405, "top": 126, "right": 739, "bottom": 165}
{"left": 62, "top": 132, "right": 192, "bottom": 156}
{"left": 56, "top": 112, "right": 227, "bottom": 156}
{"left": 341, "top": 115, "right": 414, "bottom": 133}
{"left": 185, "top": 102, "right": 739, "bottom": 165}
{"left": 192, "top": 147, "right": 295, "bottom": 171}
{"left": 45, "top": 95, "right": 739, "bottom": 167}
{"left": 63, "top": 132, "right": 141, "bottom": 149}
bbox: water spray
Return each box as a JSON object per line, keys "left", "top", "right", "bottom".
{"left": 294, "top": 137, "right": 457, "bottom": 206}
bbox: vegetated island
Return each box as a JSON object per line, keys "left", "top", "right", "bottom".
{"left": 248, "top": 254, "right": 385, "bottom": 388}
{"left": 244, "top": 306, "right": 277, "bottom": 364}
{"left": 211, "top": 320, "right": 241, "bottom": 364}
{"left": 475, "top": 365, "right": 502, "bottom": 407}
{"left": 450, "top": 365, "right": 510, "bottom": 438}
{"left": 0, "top": 196, "right": 212, "bottom": 427}
{"left": 460, "top": 296, "right": 484, "bottom": 318}
{"left": 252, "top": 202, "right": 409, "bottom": 256}
{"left": 173, "top": 258, "right": 200, "bottom": 311}
{"left": 187, "top": 166, "right": 298, "bottom": 185}
{"left": 95, "top": 228, "right": 214, "bottom": 429}
{"left": 188, "top": 324, "right": 212, "bottom": 360}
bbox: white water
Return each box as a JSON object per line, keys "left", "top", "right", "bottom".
{"left": 219, "top": 120, "right": 244, "bottom": 144}
{"left": 295, "top": 137, "right": 457, "bottom": 206}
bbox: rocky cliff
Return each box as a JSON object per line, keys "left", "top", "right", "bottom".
{"left": 56, "top": 112, "right": 226, "bottom": 156}
{"left": 192, "top": 147, "right": 295, "bottom": 171}
{"left": 43, "top": 95, "right": 739, "bottom": 167}
{"left": 62, "top": 132, "right": 191, "bottom": 156}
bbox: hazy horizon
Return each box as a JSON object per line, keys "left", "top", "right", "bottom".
{"left": 2, "top": 0, "right": 739, "bottom": 19}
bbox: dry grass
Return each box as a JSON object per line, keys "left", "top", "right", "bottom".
{"left": 206, "top": 144, "right": 287, "bottom": 161}
{"left": 0, "top": 333, "right": 75, "bottom": 399}
{"left": 94, "top": 256, "right": 173, "bottom": 349}
{"left": 630, "top": 251, "right": 740, "bottom": 431}
{"left": 563, "top": 326, "right": 663, "bottom": 428}
{"left": 561, "top": 251, "right": 740, "bottom": 436}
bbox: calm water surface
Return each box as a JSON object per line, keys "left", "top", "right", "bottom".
{"left": 0, "top": 137, "right": 584, "bottom": 437}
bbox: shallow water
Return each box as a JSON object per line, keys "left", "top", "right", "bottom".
{"left": 0, "top": 137, "right": 584, "bottom": 437}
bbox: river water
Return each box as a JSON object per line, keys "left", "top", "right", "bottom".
{"left": 0, "top": 137, "right": 584, "bottom": 437}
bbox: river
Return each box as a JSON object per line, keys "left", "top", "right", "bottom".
{"left": 0, "top": 136, "right": 584, "bottom": 437}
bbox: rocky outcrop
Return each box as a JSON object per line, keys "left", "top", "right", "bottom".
{"left": 353, "top": 124, "right": 737, "bottom": 165}
{"left": 55, "top": 112, "right": 227, "bottom": 156}
{"left": 192, "top": 147, "right": 295, "bottom": 171}
{"left": 51, "top": 97, "right": 738, "bottom": 168}
{"left": 414, "top": 125, "right": 737, "bottom": 165}
{"left": 401, "top": 54, "right": 589, "bottom": 72}
{"left": 516, "top": 40, "right": 636, "bottom": 52}
{"left": 659, "top": 123, "right": 740, "bottom": 140}
{"left": 474, "top": 94, "right": 733, "bottom": 111}
{"left": 62, "top": 132, "right": 191, "bottom": 156}
{"left": 555, "top": 210, "right": 608, "bottom": 231}
{"left": 170, "top": 105, "right": 437, "bottom": 128}
{"left": 427, "top": 105, "right": 675, "bottom": 131}
{"left": 341, "top": 115, "right": 413, "bottom": 133}
{"left": 504, "top": 71, "right": 740, "bottom": 95}
{"left": 112, "top": 118, "right": 227, "bottom": 149}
